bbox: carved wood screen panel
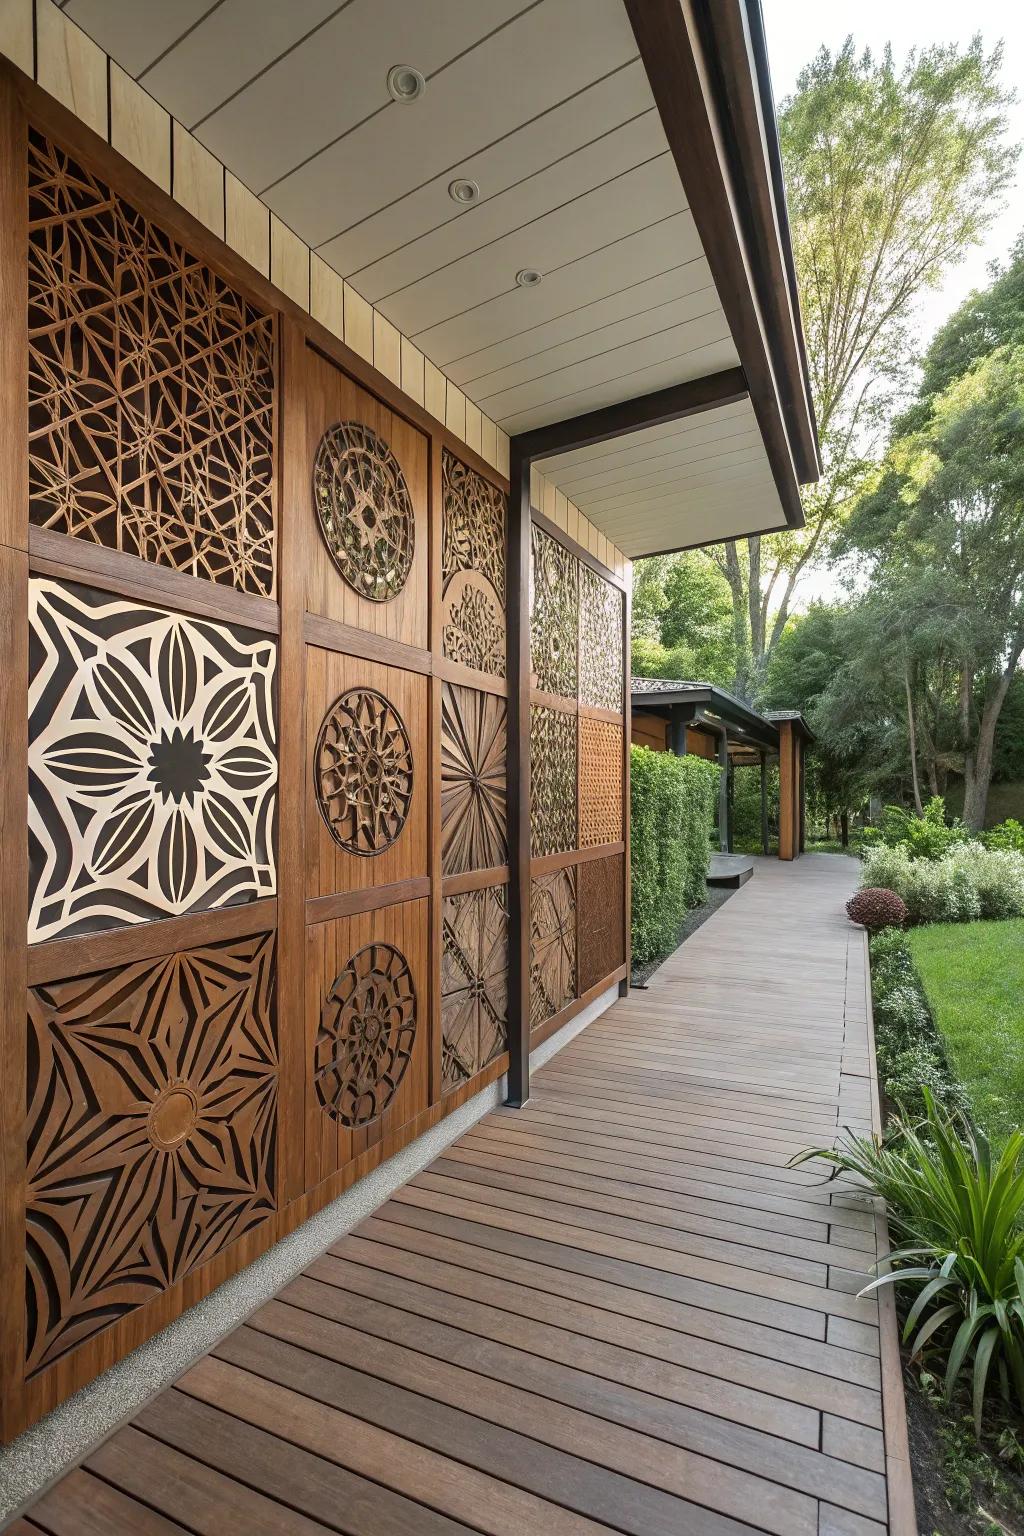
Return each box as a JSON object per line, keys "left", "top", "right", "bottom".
{"left": 27, "top": 131, "right": 276, "bottom": 596}
{"left": 530, "top": 868, "right": 576, "bottom": 1026}
{"left": 579, "top": 718, "right": 624, "bottom": 848}
{"left": 442, "top": 451, "right": 506, "bottom": 677}
{"left": 441, "top": 886, "right": 509, "bottom": 1093}
{"left": 441, "top": 682, "right": 508, "bottom": 876}
{"left": 578, "top": 854, "right": 625, "bottom": 994}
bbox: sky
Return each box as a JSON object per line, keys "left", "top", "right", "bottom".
{"left": 763, "top": 0, "right": 1024, "bottom": 346}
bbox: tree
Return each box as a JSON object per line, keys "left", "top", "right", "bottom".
{"left": 630, "top": 552, "right": 735, "bottom": 685}
{"left": 846, "top": 344, "right": 1024, "bottom": 829}
{"left": 707, "top": 37, "right": 1015, "bottom": 697}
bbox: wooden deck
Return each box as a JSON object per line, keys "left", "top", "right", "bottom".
{"left": 15, "top": 856, "right": 906, "bottom": 1536}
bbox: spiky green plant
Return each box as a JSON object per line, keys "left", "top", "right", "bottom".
{"left": 793, "top": 1092, "right": 1024, "bottom": 1433}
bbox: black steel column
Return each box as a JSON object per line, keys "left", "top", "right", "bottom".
{"left": 669, "top": 704, "right": 688, "bottom": 756}
{"left": 760, "top": 749, "right": 769, "bottom": 855}
{"left": 505, "top": 442, "right": 531, "bottom": 1108}
{"left": 717, "top": 728, "right": 729, "bottom": 852}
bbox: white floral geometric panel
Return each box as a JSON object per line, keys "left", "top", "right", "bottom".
{"left": 29, "top": 578, "right": 277, "bottom": 942}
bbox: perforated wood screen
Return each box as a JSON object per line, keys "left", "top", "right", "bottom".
{"left": 0, "top": 80, "right": 627, "bottom": 1440}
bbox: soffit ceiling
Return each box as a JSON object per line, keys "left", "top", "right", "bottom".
{"left": 64, "top": 0, "right": 785, "bottom": 555}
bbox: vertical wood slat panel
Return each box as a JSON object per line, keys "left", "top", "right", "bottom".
{"left": 109, "top": 63, "right": 170, "bottom": 191}
{"left": 35, "top": 0, "right": 106, "bottom": 137}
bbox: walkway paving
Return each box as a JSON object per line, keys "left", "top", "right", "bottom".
{"left": 15, "top": 856, "right": 906, "bottom": 1536}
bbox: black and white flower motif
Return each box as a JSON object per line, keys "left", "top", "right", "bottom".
{"left": 29, "top": 578, "right": 277, "bottom": 941}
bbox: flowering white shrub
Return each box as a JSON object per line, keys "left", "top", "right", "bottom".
{"left": 861, "top": 839, "right": 1024, "bottom": 924}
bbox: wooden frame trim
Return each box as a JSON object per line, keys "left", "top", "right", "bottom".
{"left": 623, "top": 0, "right": 809, "bottom": 528}
{"left": 303, "top": 613, "right": 432, "bottom": 674}
{"left": 531, "top": 842, "right": 625, "bottom": 878}
{"left": 442, "top": 865, "right": 509, "bottom": 898}
{"left": 304, "top": 879, "right": 431, "bottom": 929}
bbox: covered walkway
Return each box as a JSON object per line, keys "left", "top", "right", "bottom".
{"left": 14, "top": 858, "right": 912, "bottom": 1536}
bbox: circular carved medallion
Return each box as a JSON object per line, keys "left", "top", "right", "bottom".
{"left": 315, "top": 687, "right": 414, "bottom": 855}
{"left": 313, "top": 422, "right": 415, "bottom": 602}
{"left": 147, "top": 1083, "right": 199, "bottom": 1150}
{"left": 315, "top": 942, "right": 416, "bottom": 1126}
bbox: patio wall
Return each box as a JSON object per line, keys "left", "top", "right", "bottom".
{"left": 0, "top": 22, "right": 631, "bottom": 1441}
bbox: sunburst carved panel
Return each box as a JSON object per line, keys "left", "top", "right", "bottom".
{"left": 530, "top": 705, "right": 576, "bottom": 858}
{"left": 531, "top": 869, "right": 576, "bottom": 1027}
{"left": 441, "top": 452, "right": 506, "bottom": 677}
{"left": 441, "top": 886, "right": 508, "bottom": 1092}
{"left": 26, "top": 932, "right": 277, "bottom": 1378}
{"left": 28, "top": 578, "right": 277, "bottom": 943}
{"left": 313, "top": 422, "right": 415, "bottom": 602}
{"left": 441, "top": 683, "right": 507, "bottom": 875}
{"left": 579, "top": 717, "right": 623, "bottom": 847}
{"left": 578, "top": 854, "right": 625, "bottom": 993}
{"left": 530, "top": 524, "right": 578, "bottom": 698}
{"left": 315, "top": 942, "right": 417, "bottom": 1127}
{"left": 315, "top": 688, "right": 413, "bottom": 855}
{"left": 579, "top": 565, "right": 623, "bottom": 712}
{"left": 27, "top": 130, "right": 276, "bottom": 596}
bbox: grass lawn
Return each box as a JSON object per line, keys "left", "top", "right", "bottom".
{"left": 906, "top": 919, "right": 1024, "bottom": 1145}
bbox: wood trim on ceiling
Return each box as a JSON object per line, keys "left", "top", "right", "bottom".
{"left": 623, "top": 0, "right": 811, "bottom": 526}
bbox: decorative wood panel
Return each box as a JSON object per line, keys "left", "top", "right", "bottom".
{"left": 305, "top": 650, "right": 428, "bottom": 900}
{"left": 530, "top": 523, "right": 577, "bottom": 698}
{"left": 578, "top": 717, "right": 624, "bottom": 847}
{"left": 530, "top": 868, "right": 576, "bottom": 1027}
{"left": 29, "top": 578, "right": 277, "bottom": 943}
{"left": 440, "top": 682, "right": 507, "bottom": 876}
{"left": 27, "top": 130, "right": 276, "bottom": 596}
{"left": 25, "top": 931, "right": 277, "bottom": 1379}
{"left": 303, "top": 347, "right": 428, "bottom": 649}
{"left": 312, "top": 422, "right": 415, "bottom": 603}
{"left": 441, "top": 885, "right": 508, "bottom": 1093}
{"left": 441, "top": 450, "right": 506, "bottom": 677}
{"left": 578, "top": 564, "right": 623, "bottom": 712}
{"left": 530, "top": 704, "right": 576, "bottom": 857}
{"left": 315, "top": 941, "right": 416, "bottom": 1127}
{"left": 577, "top": 854, "right": 625, "bottom": 993}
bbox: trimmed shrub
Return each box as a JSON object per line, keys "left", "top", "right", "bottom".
{"left": 630, "top": 745, "right": 718, "bottom": 967}
{"left": 847, "top": 887, "right": 908, "bottom": 932}
{"left": 861, "top": 840, "right": 1024, "bottom": 924}
{"left": 867, "top": 928, "right": 968, "bottom": 1122}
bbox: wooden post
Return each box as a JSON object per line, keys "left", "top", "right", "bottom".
{"left": 778, "top": 720, "right": 799, "bottom": 860}
{"left": 505, "top": 442, "right": 531, "bottom": 1108}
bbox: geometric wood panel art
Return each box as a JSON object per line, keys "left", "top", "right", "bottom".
{"left": 530, "top": 704, "right": 576, "bottom": 858}
{"left": 579, "top": 564, "right": 623, "bottom": 712}
{"left": 578, "top": 717, "right": 624, "bottom": 847}
{"left": 577, "top": 853, "right": 625, "bottom": 994}
{"left": 441, "top": 885, "right": 508, "bottom": 1093}
{"left": 314, "top": 942, "right": 417, "bottom": 1128}
{"left": 25, "top": 931, "right": 277, "bottom": 1378}
{"left": 28, "top": 578, "right": 277, "bottom": 943}
{"left": 530, "top": 524, "right": 578, "bottom": 699}
{"left": 312, "top": 422, "right": 415, "bottom": 603}
{"left": 27, "top": 132, "right": 276, "bottom": 596}
{"left": 441, "top": 683, "right": 507, "bottom": 875}
{"left": 530, "top": 867, "right": 576, "bottom": 1027}
{"left": 314, "top": 687, "right": 414, "bottom": 856}
{"left": 441, "top": 450, "right": 506, "bottom": 677}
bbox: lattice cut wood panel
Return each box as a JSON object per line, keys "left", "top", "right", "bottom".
{"left": 441, "top": 885, "right": 508, "bottom": 1093}
{"left": 315, "top": 941, "right": 417, "bottom": 1127}
{"left": 28, "top": 578, "right": 278, "bottom": 943}
{"left": 578, "top": 716, "right": 623, "bottom": 847}
{"left": 441, "top": 451, "right": 506, "bottom": 677}
{"left": 530, "top": 868, "right": 576, "bottom": 1027}
{"left": 530, "top": 705, "right": 577, "bottom": 858}
{"left": 577, "top": 853, "right": 625, "bottom": 993}
{"left": 441, "top": 683, "right": 507, "bottom": 875}
{"left": 578, "top": 564, "right": 623, "bottom": 712}
{"left": 25, "top": 931, "right": 277, "bottom": 1379}
{"left": 27, "top": 131, "right": 276, "bottom": 595}
{"left": 530, "top": 524, "right": 577, "bottom": 698}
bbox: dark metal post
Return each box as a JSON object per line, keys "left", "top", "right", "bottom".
{"left": 505, "top": 441, "right": 531, "bottom": 1107}
{"left": 669, "top": 704, "right": 688, "bottom": 757}
{"left": 717, "top": 727, "right": 729, "bottom": 852}
{"left": 760, "top": 749, "right": 769, "bottom": 855}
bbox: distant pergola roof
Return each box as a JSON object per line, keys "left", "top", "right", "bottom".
{"left": 631, "top": 677, "right": 812, "bottom": 751}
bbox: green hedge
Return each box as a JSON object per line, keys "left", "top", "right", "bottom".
{"left": 630, "top": 745, "right": 718, "bottom": 966}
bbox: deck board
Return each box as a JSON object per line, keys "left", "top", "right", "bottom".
{"left": 21, "top": 856, "right": 901, "bottom": 1535}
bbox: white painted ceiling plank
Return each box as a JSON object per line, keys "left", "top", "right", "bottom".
{"left": 535, "top": 399, "right": 755, "bottom": 474}
{"left": 554, "top": 432, "right": 766, "bottom": 498}
{"left": 66, "top": 0, "right": 212, "bottom": 78}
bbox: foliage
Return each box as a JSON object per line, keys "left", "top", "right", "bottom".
{"left": 629, "top": 746, "right": 718, "bottom": 967}
{"left": 869, "top": 927, "right": 968, "bottom": 1122}
{"left": 794, "top": 1092, "right": 1024, "bottom": 1435}
{"left": 909, "top": 920, "right": 1024, "bottom": 1147}
{"left": 983, "top": 818, "right": 1024, "bottom": 855}
{"left": 731, "top": 763, "right": 778, "bottom": 853}
{"left": 703, "top": 37, "right": 1016, "bottom": 695}
{"left": 859, "top": 842, "right": 1024, "bottom": 925}
{"left": 847, "top": 887, "right": 908, "bottom": 933}
{"left": 630, "top": 555, "right": 735, "bottom": 688}
{"left": 864, "top": 797, "right": 971, "bottom": 861}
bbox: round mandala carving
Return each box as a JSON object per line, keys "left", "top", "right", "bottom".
{"left": 315, "top": 687, "right": 414, "bottom": 855}
{"left": 313, "top": 422, "right": 415, "bottom": 602}
{"left": 315, "top": 942, "right": 417, "bottom": 1126}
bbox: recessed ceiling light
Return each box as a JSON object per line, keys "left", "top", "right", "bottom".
{"left": 515, "top": 268, "right": 543, "bottom": 288}
{"left": 387, "top": 64, "right": 425, "bottom": 102}
{"left": 448, "top": 177, "right": 480, "bottom": 205}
